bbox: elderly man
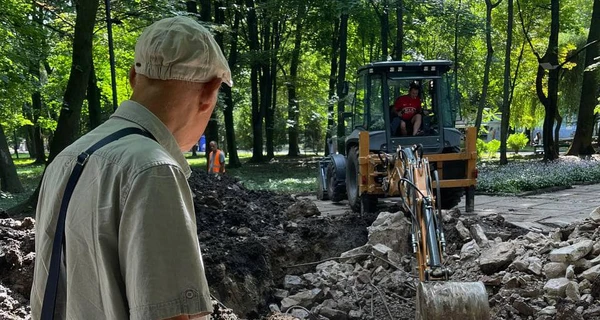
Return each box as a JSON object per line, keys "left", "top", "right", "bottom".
{"left": 31, "top": 17, "right": 231, "bottom": 320}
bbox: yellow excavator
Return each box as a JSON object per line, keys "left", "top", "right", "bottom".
{"left": 317, "top": 61, "right": 489, "bottom": 319}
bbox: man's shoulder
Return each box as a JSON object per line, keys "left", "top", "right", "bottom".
{"left": 57, "top": 123, "right": 180, "bottom": 175}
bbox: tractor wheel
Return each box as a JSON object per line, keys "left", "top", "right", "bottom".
{"left": 440, "top": 187, "right": 464, "bottom": 209}
{"left": 327, "top": 160, "right": 346, "bottom": 202}
{"left": 346, "top": 146, "right": 378, "bottom": 213}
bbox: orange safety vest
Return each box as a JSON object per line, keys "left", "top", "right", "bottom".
{"left": 209, "top": 149, "right": 225, "bottom": 173}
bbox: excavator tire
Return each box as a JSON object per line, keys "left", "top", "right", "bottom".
{"left": 416, "top": 281, "right": 490, "bottom": 320}
{"left": 327, "top": 158, "right": 346, "bottom": 202}
{"left": 440, "top": 187, "right": 464, "bottom": 209}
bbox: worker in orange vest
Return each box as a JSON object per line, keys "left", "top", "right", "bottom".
{"left": 208, "top": 141, "right": 225, "bottom": 173}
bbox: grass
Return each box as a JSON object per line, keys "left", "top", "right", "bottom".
{"left": 185, "top": 152, "right": 318, "bottom": 194}
{"left": 0, "top": 156, "right": 45, "bottom": 212}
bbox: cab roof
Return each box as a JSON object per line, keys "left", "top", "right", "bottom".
{"left": 357, "top": 60, "right": 453, "bottom": 75}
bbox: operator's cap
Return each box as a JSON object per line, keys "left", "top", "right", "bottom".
{"left": 134, "top": 16, "right": 232, "bottom": 87}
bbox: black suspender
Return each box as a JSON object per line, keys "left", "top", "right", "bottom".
{"left": 41, "top": 127, "right": 156, "bottom": 320}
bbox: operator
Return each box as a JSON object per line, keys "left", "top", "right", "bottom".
{"left": 391, "top": 83, "right": 424, "bottom": 136}
{"left": 208, "top": 140, "right": 226, "bottom": 173}
{"left": 31, "top": 16, "right": 231, "bottom": 320}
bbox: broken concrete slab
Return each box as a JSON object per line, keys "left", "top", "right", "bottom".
{"left": 565, "top": 281, "right": 580, "bottom": 301}
{"left": 470, "top": 224, "right": 489, "bottom": 247}
{"left": 590, "top": 207, "right": 600, "bottom": 223}
{"left": 460, "top": 239, "right": 480, "bottom": 260}
{"left": 366, "top": 212, "right": 410, "bottom": 254}
{"left": 548, "top": 240, "right": 594, "bottom": 263}
{"left": 579, "top": 264, "right": 600, "bottom": 281}
{"left": 480, "top": 242, "right": 516, "bottom": 275}
{"left": 543, "top": 278, "right": 570, "bottom": 297}
{"left": 284, "top": 275, "right": 304, "bottom": 290}
{"left": 544, "top": 262, "right": 568, "bottom": 279}
{"left": 526, "top": 257, "right": 543, "bottom": 275}
{"left": 455, "top": 220, "right": 471, "bottom": 241}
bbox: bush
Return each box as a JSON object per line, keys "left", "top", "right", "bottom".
{"left": 507, "top": 133, "right": 529, "bottom": 154}
{"left": 477, "top": 139, "right": 487, "bottom": 159}
{"left": 486, "top": 139, "right": 500, "bottom": 158}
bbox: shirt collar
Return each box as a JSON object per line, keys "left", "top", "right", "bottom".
{"left": 110, "top": 100, "right": 191, "bottom": 178}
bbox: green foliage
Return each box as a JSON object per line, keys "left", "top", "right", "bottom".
{"left": 476, "top": 138, "right": 487, "bottom": 158}
{"left": 477, "top": 157, "right": 600, "bottom": 194}
{"left": 486, "top": 139, "right": 500, "bottom": 158}
{"left": 507, "top": 133, "right": 529, "bottom": 154}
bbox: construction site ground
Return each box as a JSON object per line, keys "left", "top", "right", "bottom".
{"left": 2, "top": 170, "right": 600, "bottom": 320}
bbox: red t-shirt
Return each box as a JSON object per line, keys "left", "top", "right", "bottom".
{"left": 394, "top": 95, "right": 421, "bottom": 121}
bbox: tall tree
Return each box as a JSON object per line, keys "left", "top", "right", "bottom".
{"left": 336, "top": 9, "right": 349, "bottom": 154}
{"left": 395, "top": 0, "right": 403, "bottom": 60}
{"left": 287, "top": 3, "right": 306, "bottom": 157}
{"left": 324, "top": 18, "right": 339, "bottom": 156}
{"left": 248, "top": 0, "right": 264, "bottom": 162}
{"left": 567, "top": 0, "right": 600, "bottom": 156}
{"left": 221, "top": 0, "right": 241, "bottom": 167}
{"left": 474, "top": 0, "right": 501, "bottom": 134}
{"left": 518, "top": 0, "right": 560, "bottom": 160}
{"left": 47, "top": 0, "right": 100, "bottom": 163}
{"left": 499, "top": 0, "right": 513, "bottom": 165}
{"left": 0, "top": 123, "right": 24, "bottom": 193}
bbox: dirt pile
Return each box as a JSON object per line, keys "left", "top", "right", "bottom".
{"left": 0, "top": 217, "right": 35, "bottom": 320}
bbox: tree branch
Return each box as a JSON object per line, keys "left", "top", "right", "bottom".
{"left": 558, "top": 39, "right": 600, "bottom": 69}
{"left": 517, "top": 0, "right": 541, "bottom": 61}
{"left": 491, "top": 0, "right": 503, "bottom": 8}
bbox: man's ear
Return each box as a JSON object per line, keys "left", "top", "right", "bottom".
{"left": 128, "top": 65, "right": 137, "bottom": 89}
{"left": 198, "top": 77, "right": 223, "bottom": 113}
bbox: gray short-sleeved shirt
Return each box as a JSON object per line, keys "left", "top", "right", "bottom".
{"left": 30, "top": 100, "right": 212, "bottom": 320}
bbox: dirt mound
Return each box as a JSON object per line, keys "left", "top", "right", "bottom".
{"left": 0, "top": 218, "right": 35, "bottom": 320}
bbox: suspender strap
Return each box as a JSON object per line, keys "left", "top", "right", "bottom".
{"left": 41, "top": 127, "right": 156, "bottom": 320}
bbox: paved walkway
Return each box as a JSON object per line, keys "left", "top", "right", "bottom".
{"left": 458, "top": 184, "right": 600, "bottom": 232}
{"left": 307, "top": 184, "right": 600, "bottom": 232}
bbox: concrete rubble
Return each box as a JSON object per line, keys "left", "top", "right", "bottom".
{"left": 270, "top": 207, "right": 600, "bottom": 320}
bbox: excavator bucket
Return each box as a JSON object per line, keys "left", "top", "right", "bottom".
{"left": 416, "top": 281, "right": 490, "bottom": 320}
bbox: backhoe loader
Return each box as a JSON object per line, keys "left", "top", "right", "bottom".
{"left": 316, "top": 60, "right": 489, "bottom": 319}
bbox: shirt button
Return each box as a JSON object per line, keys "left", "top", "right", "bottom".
{"left": 185, "top": 290, "right": 195, "bottom": 299}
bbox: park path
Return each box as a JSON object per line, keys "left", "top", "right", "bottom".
{"left": 307, "top": 183, "right": 600, "bottom": 232}
{"left": 458, "top": 184, "right": 600, "bottom": 231}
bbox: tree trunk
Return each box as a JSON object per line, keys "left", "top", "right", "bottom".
{"left": 395, "top": 0, "right": 403, "bottom": 60}
{"left": 262, "top": 18, "right": 274, "bottom": 160}
{"left": 87, "top": 60, "right": 102, "bottom": 130}
{"left": 221, "top": 1, "right": 241, "bottom": 168}
{"left": 541, "top": 0, "right": 560, "bottom": 160}
{"left": 247, "top": 0, "right": 263, "bottom": 162}
{"left": 199, "top": 0, "right": 211, "bottom": 22}
{"left": 499, "top": 0, "right": 513, "bottom": 165}
{"left": 336, "top": 11, "right": 349, "bottom": 154}
{"left": 567, "top": 0, "right": 600, "bottom": 156}
{"left": 474, "top": 0, "right": 499, "bottom": 134}
{"left": 288, "top": 4, "right": 305, "bottom": 157}
{"left": 554, "top": 112, "right": 562, "bottom": 152}
{"left": 47, "top": 0, "right": 100, "bottom": 163}
{"left": 324, "top": 18, "right": 339, "bottom": 156}
{"left": 381, "top": 0, "right": 389, "bottom": 59}
{"left": 0, "top": 123, "right": 24, "bottom": 193}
